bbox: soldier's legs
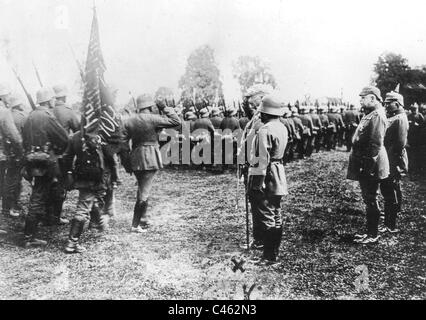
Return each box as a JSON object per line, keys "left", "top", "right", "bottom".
{"left": 315, "top": 134, "right": 322, "bottom": 153}
{"left": 255, "top": 193, "right": 282, "bottom": 262}
{"left": 103, "top": 188, "right": 115, "bottom": 217}
{"left": 359, "top": 177, "right": 381, "bottom": 238}
{"left": 24, "top": 176, "right": 51, "bottom": 246}
{"left": 248, "top": 192, "right": 265, "bottom": 247}
{"left": 3, "top": 166, "right": 23, "bottom": 216}
{"left": 380, "top": 177, "right": 399, "bottom": 230}
{"left": 306, "top": 136, "right": 314, "bottom": 157}
{"left": 133, "top": 170, "right": 157, "bottom": 229}
{"left": 0, "top": 160, "right": 6, "bottom": 201}
{"left": 65, "top": 189, "right": 106, "bottom": 253}
{"left": 46, "top": 179, "right": 67, "bottom": 225}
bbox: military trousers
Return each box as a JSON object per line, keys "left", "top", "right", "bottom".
{"left": 0, "top": 160, "right": 6, "bottom": 201}
{"left": 24, "top": 175, "right": 64, "bottom": 237}
{"left": 103, "top": 188, "right": 115, "bottom": 217}
{"left": 358, "top": 176, "right": 382, "bottom": 237}
{"left": 249, "top": 190, "right": 283, "bottom": 242}
{"left": 2, "top": 161, "right": 23, "bottom": 213}
{"left": 380, "top": 176, "right": 401, "bottom": 230}
{"left": 74, "top": 188, "right": 107, "bottom": 224}
{"left": 135, "top": 170, "right": 157, "bottom": 203}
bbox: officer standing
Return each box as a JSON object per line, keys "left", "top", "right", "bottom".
{"left": 2, "top": 94, "right": 27, "bottom": 217}
{"left": 123, "top": 94, "right": 181, "bottom": 233}
{"left": 21, "top": 87, "right": 69, "bottom": 248}
{"left": 0, "top": 100, "right": 23, "bottom": 232}
{"left": 247, "top": 94, "right": 288, "bottom": 265}
{"left": 379, "top": 91, "right": 409, "bottom": 233}
{"left": 347, "top": 86, "right": 389, "bottom": 244}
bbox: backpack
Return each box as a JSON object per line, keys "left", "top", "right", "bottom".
{"left": 74, "top": 146, "right": 104, "bottom": 182}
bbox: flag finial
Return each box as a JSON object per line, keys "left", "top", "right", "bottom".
{"left": 395, "top": 83, "right": 400, "bottom": 93}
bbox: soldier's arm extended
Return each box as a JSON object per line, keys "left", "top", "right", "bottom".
{"left": 154, "top": 106, "right": 181, "bottom": 129}
{"left": 47, "top": 116, "right": 70, "bottom": 154}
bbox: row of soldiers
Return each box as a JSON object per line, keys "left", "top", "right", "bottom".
{"left": 0, "top": 84, "right": 182, "bottom": 253}
{"left": 159, "top": 100, "right": 362, "bottom": 171}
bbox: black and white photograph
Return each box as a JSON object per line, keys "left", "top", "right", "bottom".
{"left": 0, "top": 0, "right": 425, "bottom": 302}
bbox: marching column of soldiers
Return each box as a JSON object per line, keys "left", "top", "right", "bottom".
{"left": 0, "top": 79, "right": 425, "bottom": 260}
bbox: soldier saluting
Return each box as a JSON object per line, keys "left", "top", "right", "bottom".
{"left": 21, "top": 87, "right": 69, "bottom": 248}
{"left": 123, "top": 94, "right": 181, "bottom": 233}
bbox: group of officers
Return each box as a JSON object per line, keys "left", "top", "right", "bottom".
{"left": 0, "top": 80, "right": 419, "bottom": 265}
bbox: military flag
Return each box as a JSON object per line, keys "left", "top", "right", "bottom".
{"left": 82, "top": 6, "right": 119, "bottom": 142}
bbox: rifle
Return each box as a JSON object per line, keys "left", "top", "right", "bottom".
{"left": 32, "top": 60, "right": 43, "bottom": 87}
{"left": 10, "top": 66, "right": 36, "bottom": 110}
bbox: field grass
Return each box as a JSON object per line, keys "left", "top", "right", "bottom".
{"left": 0, "top": 148, "right": 425, "bottom": 300}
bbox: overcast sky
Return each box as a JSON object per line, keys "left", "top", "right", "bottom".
{"left": 1, "top": 0, "right": 426, "bottom": 105}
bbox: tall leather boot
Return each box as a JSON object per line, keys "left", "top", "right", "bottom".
{"left": 131, "top": 202, "right": 147, "bottom": 233}
{"left": 139, "top": 200, "right": 149, "bottom": 229}
{"left": 24, "top": 217, "right": 47, "bottom": 248}
{"left": 132, "top": 202, "right": 141, "bottom": 228}
{"left": 260, "top": 227, "right": 276, "bottom": 263}
{"left": 273, "top": 226, "right": 283, "bottom": 259}
{"left": 64, "top": 219, "right": 86, "bottom": 254}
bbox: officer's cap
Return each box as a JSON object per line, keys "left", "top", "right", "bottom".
{"left": 259, "top": 95, "right": 285, "bottom": 116}
{"left": 359, "top": 86, "right": 382, "bottom": 102}
{"left": 36, "top": 87, "right": 55, "bottom": 104}
{"left": 53, "top": 84, "right": 68, "bottom": 98}
{"left": 136, "top": 94, "right": 155, "bottom": 110}
{"left": 384, "top": 91, "right": 404, "bottom": 107}
{"left": 0, "top": 82, "right": 11, "bottom": 96}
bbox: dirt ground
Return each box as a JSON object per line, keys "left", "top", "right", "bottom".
{"left": 0, "top": 148, "right": 425, "bottom": 300}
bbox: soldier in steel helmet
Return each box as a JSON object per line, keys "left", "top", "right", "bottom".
{"left": 1, "top": 94, "right": 27, "bottom": 218}
{"left": 21, "top": 87, "right": 69, "bottom": 248}
{"left": 247, "top": 94, "right": 288, "bottom": 265}
{"left": 0, "top": 100, "right": 23, "bottom": 234}
{"left": 123, "top": 94, "right": 181, "bottom": 233}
